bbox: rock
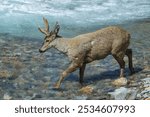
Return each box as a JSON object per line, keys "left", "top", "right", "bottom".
{"left": 145, "top": 97, "right": 150, "bottom": 100}
{"left": 3, "top": 93, "right": 12, "bottom": 100}
{"left": 30, "top": 93, "right": 42, "bottom": 100}
{"left": 112, "top": 77, "right": 127, "bottom": 86}
{"left": 0, "top": 70, "right": 12, "bottom": 78}
{"left": 108, "top": 87, "right": 128, "bottom": 100}
{"left": 24, "top": 96, "right": 33, "bottom": 100}
{"left": 145, "top": 87, "right": 150, "bottom": 91}
{"left": 136, "top": 93, "right": 142, "bottom": 99}
{"left": 79, "top": 86, "right": 94, "bottom": 94}
{"left": 140, "top": 89, "right": 150, "bottom": 96}
{"left": 141, "top": 77, "right": 150, "bottom": 84}
{"left": 128, "top": 82, "right": 139, "bottom": 87}
{"left": 136, "top": 77, "right": 150, "bottom": 99}
{"left": 143, "top": 66, "right": 150, "bottom": 71}
{"left": 141, "top": 78, "right": 150, "bottom": 88}
{"left": 126, "top": 88, "right": 138, "bottom": 100}
{"left": 74, "top": 96, "right": 88, "bottom": 100}
{"left": 14, "top": 52, "right": 22, "bottom": 56}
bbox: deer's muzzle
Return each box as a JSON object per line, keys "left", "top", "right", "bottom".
{"left": 39, "top": 49, "right": 45, "bottom": 53}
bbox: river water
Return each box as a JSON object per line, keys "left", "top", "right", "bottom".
{"left": 0, "top": 0, "right": 150, "bottom": 38}
{"left": 0, "top": 0, "right": 150, "bottom": 99}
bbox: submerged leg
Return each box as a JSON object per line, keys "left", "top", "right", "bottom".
{"left": 79, "top": 63, "right": 86, "bottom": 84}
{"left": 125, "top": 49, "right": 135, "bottom": 74}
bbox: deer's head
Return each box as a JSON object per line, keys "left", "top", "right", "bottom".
{"left": 38, "top": 17, "right": 60, "bottom": 53}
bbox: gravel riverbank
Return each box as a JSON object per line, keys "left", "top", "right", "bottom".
{"left": 0, "top": 19, "right": 150, "bottom": 100}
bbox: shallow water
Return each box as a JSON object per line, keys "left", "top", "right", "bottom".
{"left": 0, "top": 20, "right": 150, "bottom": 99}
{"left": 0, "top": 0, "right": 150, "bottom": 99}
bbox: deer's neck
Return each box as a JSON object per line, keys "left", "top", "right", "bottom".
{"left": 52, "top": 38, "right": 69, "bottom": 55}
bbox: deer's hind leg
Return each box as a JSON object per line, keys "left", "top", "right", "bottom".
{"left": 112, "top": 51, "right": 125, "bottom": 77}
{"left": 79, "top": 63, "right": 86, "bottom": 85}
{"left": 125, "top": 49, "right": 135, "bottom": 74}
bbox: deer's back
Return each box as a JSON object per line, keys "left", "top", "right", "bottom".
{"left": 67, "top": 26, "right": 130, "bottom": 62}
{"left": 68, "top": 26, "right": 129, "bottom": 46}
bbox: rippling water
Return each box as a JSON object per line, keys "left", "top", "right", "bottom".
{"left": 0, "top": 0, "right": 150, "bottom": 100}
{"left": 0, "top": 0, "right": 150, "bottom": 38}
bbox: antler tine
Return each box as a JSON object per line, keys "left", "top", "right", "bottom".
{"left": 43, "top": 17, "right": 49, "bottom": 32}
{"left": 38, "top": 17, "right": 50, "bottom": 36}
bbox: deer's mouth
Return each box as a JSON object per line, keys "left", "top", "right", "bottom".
{"left": 39, "top": 49, "right": 46, "bottom": 53}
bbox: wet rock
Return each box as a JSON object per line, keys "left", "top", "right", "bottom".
{"left": 24, "top": 96, "right": 33, "bottom": 100}
{"left": 128, "top": 82, "right": 139, "bottom": 87}
{"left": 74, "top": 95, "right": 88, "bottom": 100}
{"left": 137, "top": 89, "right": 150, "bottom": 99}
{"left": 143, "top": 66, "right": 150, "bottom": 71}
{"left": 79, "top": 85, "right": 94, "bottom": 94}
{"left": 87, "top": 93, "right": 112, "bottom": 100}
{"left": 141, "top": 77, "right": 150, "bottom": 87}
{"left": 3, "top": 93, "right": 12, "bottom": 100}
{"left": 145, "top": 97, "right": 150, "bottom": 100}
{"left": 109, "top": 87, "right": 128, "bottom": 100}
{"left": 112, "top": 77, "right": 127, "bottom": 86}
{"left": 31, "top": 93, "right": 42, "bottom": 99}
{"left": 136, "top": 77, "right": 150, "bottom": 99}
{"left": 14, "top": 52, "right": 22, "bottom": 56}
{"left": 0, "top": 70, "right": 12, "bottom": 78}
{"left": 126, "top": 88, "right": 138, "bottom": 100}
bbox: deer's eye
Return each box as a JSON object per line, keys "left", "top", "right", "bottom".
{"left": 45, "top": 40, "right": 50, "bottom": 42}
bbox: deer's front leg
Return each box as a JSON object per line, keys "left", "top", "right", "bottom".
{"left": 54, "top": 62, "right": 79, "bottom": 89}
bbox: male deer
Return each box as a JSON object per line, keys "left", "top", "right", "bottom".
{"left": 38, "top": 18, "right": 134, "bottom": 89}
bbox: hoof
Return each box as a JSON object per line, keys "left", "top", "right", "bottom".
{"left": 112, "top": 77, "right": 127, "bottom": 86}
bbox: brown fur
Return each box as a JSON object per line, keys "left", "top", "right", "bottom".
{"left": 39, "top": 18, "right": 134, "bottom": 89}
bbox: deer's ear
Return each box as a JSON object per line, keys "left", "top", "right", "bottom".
{"left": 53, "top": 22, "right": 60, "bottom": 34}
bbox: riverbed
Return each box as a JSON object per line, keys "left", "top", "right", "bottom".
{"left": 0, "top": 19, "right": 150, "bottom": 100}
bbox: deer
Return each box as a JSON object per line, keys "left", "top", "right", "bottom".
{"left": 38, "top": 17, "right": 135, "bottom": 89}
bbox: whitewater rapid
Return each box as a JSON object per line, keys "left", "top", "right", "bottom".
{"left": 0, "top": 0, "right": 150, "bottom": 38}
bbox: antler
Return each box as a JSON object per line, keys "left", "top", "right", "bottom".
{"left": 38, "top": 17, "right": 50, "bottom": 36}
